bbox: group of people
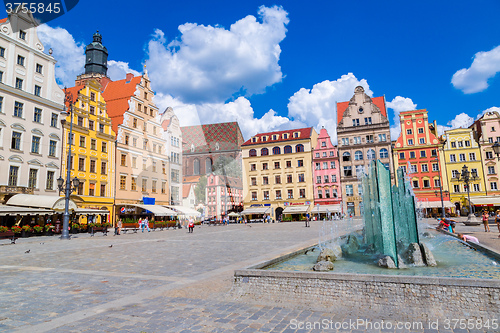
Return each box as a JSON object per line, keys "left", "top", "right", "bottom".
{"left": 437, "top": 209, "right": 500, "bottom": 244}
{"left": 481, "top": 210, "right": 500, "bottom": 237}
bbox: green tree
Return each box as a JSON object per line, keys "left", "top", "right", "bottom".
{"left": 213, "top": 156, "right": 242, "bottom": 178}
{"left": 194, "top": 176, "right": 207, "bottom": 204}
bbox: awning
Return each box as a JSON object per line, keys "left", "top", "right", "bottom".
{"left": 312, "top": 204, "right": 342, "bottom": 213}
{"left": 283, "top": 206, "right": 310, "bottom": 214}
{"left": 6, "top": 194, "right": 77, "bottom": 211}
{"left": 0, "top": 205, "right": 54, "bottom": 216}
{"left": 75, "top": 208, "right": 110, "bottom": 215}
{"left": 165, "top": 205, "right": 201, "bottom": 217}
{"left": 470, "top": 197, "right": 500, "bottom": 206}
{"left": 418, "top": 201, "right": 454, "bottom": 209}
{"left": 129, "top": 204, "right": 177, "bottom": 216}
{"left": 228, "top": 212, "right": 240, "bottom": 217}
{"left": 241, "top": 207, "right": 271, "bottom": 215}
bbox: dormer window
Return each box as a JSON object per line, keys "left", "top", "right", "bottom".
{"left": 262, "top": 136, "right": 267, "bottom": 142}
{"left": 252, "top": 137, "right": 257, "bottom": 143}
{"left": 272, "top": 134, "right": 278, "bottom": 140}
{"left": 294, "top": 132, "right": 299, "bottom": 138}
{"left": 283, "top": 133, "right": 288, "bottom": 139}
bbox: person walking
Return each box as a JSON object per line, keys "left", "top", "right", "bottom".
{"left": 144, "top": 217, "right": 150, "bottom": 232}
{"left": 115, "top": 218, "right": 122, "bottom": 235}
{"left": 139, "top": 218, "right": 145, "bottom": 232}
{"left": 495, "top": 210, "right": 500, "bottom": 237}
{"left": 482, "top": 211, "right": 491, "bottom": 232}
{"left": 188, "top": 217, "right": 194, "bottom": 233}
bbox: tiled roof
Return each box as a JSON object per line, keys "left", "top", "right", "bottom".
{"left": 242, "top": 127, "right": 313, "bottom": 146}
{"left": 181, "top": 122, "right": 244, "bottom": 154}
{"left": 183, "top": 175, "right": 201, "bottom": 184}
{"left": 64, "top": 85, "right": 85, "bottom": 108}
{"left": 182, "top": 184, "right": 192, "bottom": 198}
{"left": 102, "top": 76, "right": 142, "bottom": 133}
{"left": 337, "top": 96, "right": 387, "bottom": 124}
{"left": 0, "top": 18, "right": 8, "bottom": 24}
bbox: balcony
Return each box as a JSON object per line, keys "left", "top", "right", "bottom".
{"left": 0, "top": 185, "right": 34, "bottom": 195}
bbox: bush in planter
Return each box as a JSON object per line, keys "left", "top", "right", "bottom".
{"left": 11, "top": 226, "right": 22, "bottom": 234}
{"left": 88, "top": 223, "right": 96, "bottom": 228}
{"left": 103, "top": 222, "right": 111, "bottom": 228}
{"left": 71, "top": 223, "right": 80, "bottom": 230}
{"left": 44, "top": 224, "right": 53, "bottom": 232}
{"left": 0, "top": 226, "right": 8, "bottom": 233}
{"left": 22, "top": 225, "right": 33, "bottom": 233}
{"left": 33, "top": 225, "right": 44, "bottom": 233}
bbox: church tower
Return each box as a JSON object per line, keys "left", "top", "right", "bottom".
{"left": 75, "top": 31, "right": 110, "bottom": 86}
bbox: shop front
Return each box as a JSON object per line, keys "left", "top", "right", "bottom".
{"left": 240, "top": 206, "right": 271, "bottom": 223}
{"left": 116, "top": 204, "right": 178, "bottom": 225}
{"left": 312, "top": 204, "right": 342, "bottom": 220}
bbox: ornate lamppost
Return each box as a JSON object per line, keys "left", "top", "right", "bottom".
{"left": 493, "top": 142, "right": 500, "bottom": 161}
{"left": 57, "top": 88, "right": 80, "bottom": 240}
{"left": 453, "top": 164, "right": 479, "bottom": 224}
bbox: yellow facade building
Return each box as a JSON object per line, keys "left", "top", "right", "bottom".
{"left": 241, "top": 127, "right": 318, "bottom": 222}
{"left": 442, "top": 128, "right": 486, "bottom": 215}
{"left": 61, "top": 79, "right": 116, "bottom": 221}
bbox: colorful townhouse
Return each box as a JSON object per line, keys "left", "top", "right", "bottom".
{"left": 392, "top": 109, "right": 451, "bottom": 215}
{"left": 337, "top": 86, "right": 393, "bottom": 216}
{"left": 312, "top": 127, "right": 342, "bottom": 216}
{"left": 206, "top": 173, "right": 243, "bottom": 219}
{"left": 442, "top": 127, "right": 486, "bottom": 216}
{"left": 62, "top": 79, "right": 115, "bottom": 216}
{"left": 160, "top": 107, "right": 183, "bottom": 206}
{"left": 241, "top": 127, "right": 318, "bottom": 222}
{"left": 0, "top": 11, "right": 65, "bottom": 203}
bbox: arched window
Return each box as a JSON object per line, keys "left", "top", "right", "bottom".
{"left": 342, "top": 152, "right": 351, "bottom": 162}
{"left": 367, "top": 149, "right": 376, "bottom": 160}
{"left": 295, "top": 144, "right": 304, "bottom": 153}
{"left": 284, "top": 145, "right": 292, "bottom": 154}
{"left": 249, "top": 149, "right": 257, "bottom": 157}
{"left": 205, "top": 158, "right": 212, "bottom": 174}
{"left": 379, "top": 148, "right": 389, "bottom": 159}
{"left": 193, "top": 158, "right": 200, "bottom": 175}
{"left": 272, "top": 147, "right": 281, "bottom": 155}
{"left": 261, "top": 148, "right": 269, "bottom": 156}
{"left": 354, "top": 150, "right": 363, "bottom": 160}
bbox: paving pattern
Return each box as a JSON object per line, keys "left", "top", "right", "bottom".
{"left": 0, "top": 219, "right": 497, "bottom": 332}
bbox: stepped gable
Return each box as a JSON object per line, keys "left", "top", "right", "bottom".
{"left": 181, "top": 122, "right": 244, "bottom": 154}
{"left": 336, "top": 96, "right": 387, "bottom": 125}
{"left": 101, "top": 75, "right": 142, "bottom": 133}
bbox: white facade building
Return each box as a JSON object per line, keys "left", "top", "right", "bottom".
{"left": 0, "top": 11, "right": 64, "bottom": 202}
{"left": 160, "top": 107, "right": 183, "bottom": 205}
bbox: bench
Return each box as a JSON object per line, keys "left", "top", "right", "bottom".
{"left": 0, "top": 230, "right": 18, "bottom": 244}
{"left": 121, "top": 223, "right": 139, "bottom": 233}
{"left": 89, "top": 226, "right": 108, "bottom": 236}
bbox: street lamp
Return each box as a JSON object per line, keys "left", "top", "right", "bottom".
{"left": 492, "top": 142, "right": 500, "bottom": 161}
{"left": 58, "top": 88, "right": 80, "bottom": 240}
{"left": 453, "top": 164, "right": 479, "bottom": 223}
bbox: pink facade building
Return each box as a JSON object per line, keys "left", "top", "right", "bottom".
{"left": 312, "top": 128, "right": 342, "bottom": 215}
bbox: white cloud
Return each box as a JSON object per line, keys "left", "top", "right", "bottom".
{"left": 107, "top": 60, "right": 141, "bottom": 81}
{"left": 287, "top": 73, "right": 372, "bottom": 144}
{"left": 476, "top": 106, "right": 500, "bottom": 119}
{"left": 37, "top": 24, "right": 85, "bottom": 87}
{"left": 146, "top": 5, "right": 289, "bottom": 104}
{"left": 447, "top": 112, "right": 474, "bottom": 129}
{"left": 386, "top": 96, "right": 417, "bottom": 140}
{"left": 452, "top": 45, "right": 500, "bottom": 94}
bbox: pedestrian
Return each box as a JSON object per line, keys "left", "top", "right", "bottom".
{"left": 117, "top": 218, "right": 122, "bottom": 235}
{"left": 144, "top": 217, "right": 150, "bottom": 232}
{"left": 114, "top": 218, "right": 121, "bottom": 235}
{"left": 457, "top": 209, "right": 460, "bottom": 217}
{"left": 188, "top": 217, "right": 194, "bottom": 233}
{"left": 139, "top": 218, "right": 145, "bottom": 232}
{"left": 305, "top": 213, "right": 310, "bottom": 228}
{"left": 482, "top": 211, "right": 490, "bottom": 232}
{"left": 495, "top": 210, "right": 500, "bottom": 238}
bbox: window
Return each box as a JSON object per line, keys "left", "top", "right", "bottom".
{"left": 355, "top": 165, "right": 365, "bottom": 175}
{"left": 298, "top": 173, "right": 305, "bottom": 182}
{"left": 287, "top": 174, "right": 293, "bottom": 183}
{"left": 17, "top": 55, "right": 25, "bottom": 66}
{"left": 284, "top": 145, "right": 292, "bottom": 154}
{"left": 276, "top": 190, "right": 282, "bottom": 200}
{"left": 473, "top": 184, "right": 480, "bottom": 192}
{"left": 452, "top": 170, "right": 459, "bottom": 178}
{"left": 252, "top": 192, "right": 257, "bottom": 201}
{"left": 401, "top": 165, "right": 407, "bottom": 173}
{"left": 408, "top": 139, "right": 414, "bottom": 145}
{"left": 48, "top": 140, "right": 57, "bottom": 157}
{"left": 421, "top": 164, "right": 428, "bottom": 172}
{"left": 332, "top": 189, "right": 338, "bottom": 198}
{"left": 431, "top": 149, "right": 437, "bottom": 157}
{"left": 343, "top": 152, "right": 351, "bottom": 162}
{"left": 367, "top": 149, "right": 376, "bottom": 160}
{"left": 380, "top": 148, "right": 389, "bottom": 159}
{"left": 491, "top": 182, "right": 498, "bottom": 190}
{"left": 8, "top": 166, "right": 19, "bottom": 186}
{"left": 344, "top": 166, "right": 352, "bottom": 177}
{"left": 11, "top": 132, "right": 21, "bottom": 150}
{"left": 346, "top": 185, "right": 353, "bottom": 196}
{"left": 410, "top": 165, "right": 417, "bottom": 173}
{"left": 287, "top": 189, "right": 293, "bottom": 199}
{"left": 283, "top": 133, "right": 288, "bottom": 139}
{"left": 161, "top": 182, "right": 166, "bottom": 194}
{"left": 34, "top": 85, "right": 41, "bottom": 96}
{"left": 450, "top": 154, "right": 456, "bottom": 162}
{"left": 14, "top": 101, "right": 23, "bottom": 117}
{"left": 250, "top": 164, "right": 256, "bottom": 171}
{"left": 366, "top": 135, "right": 374, "bottom": 143}
{"left": 101, "top": 142, "right": 107, "bottom": 153}
{"left": 353, "top": 137, "right": 361, "bottom": 144}
{"left": 423, "top": 179, "right": 430, "bottom": 188}
{"left": 465, "top": 141, "right": 470, "bottom": 147}
{"left": 89, "top": 106, "right": 95, "bottom": 115}
{"left": 413, "top": 180, "right": 419, "bottom": 188}
{"left": 130, "top": 177, "right": 137, "bottom": 191}
{"left": 341, "top": 138, "right": 349, "bottom": 146}
{"left": 488, "top": 166, "right": 495, "bottom": 174}
{"left": 407, "top": 129, "right": 412, "bottom": 135}
{"left": 486, "top": 151, "right": 493, "bottom": 159}
{"left": 420, "top": 150, "right": 426, "bottom": 158}
{"left": 296, "top": 144, "right": 304, "bottom": 153}
{"left": 15, "top": 78, "right": 23, "bottom": 89}
{"left": 286, "top": 160, "right": 292, "bottom": 168}
{"left": 99, "top": 161, "right": 107, "bottom": 175}
{"left": 294, "top": 132, "right": 299, "bottom": 138}
{"left": 31, "top": 136, "right": 40, "bottom": 153}
{"left": 399, "top": 152, "right": 405, "bottom": 159}
{"left": 33, "top": 108, "right": 42, "bottom": 123}
{"left": 321, "top": 141, "right": 326, "bottom": 147}
{"left": 262, "top": 136, "right": 267, "bottom": 142}
{"left": 332, "top": 175, "right": 337, "bottom": 183}
{"left": 469, "top": 153, "right": 476, "bottom": 161}
{"left": 299, "top": 189, "right": 306, "bottom": 198}
{"left": 324, "top": 175, "right": 329, "bottom": 183}
{"left": 19, "top": 30, "right": 26, "bottom": 40}
{"left": 249, "top": 149, "right": 257, "bottom": 157}
{"left": 28, "top": 169, "right": 37, "bottom": 188}
{"left": 297, "top": 160, "right": 304, "bottom": 167}
{"left": 318, "top": 190, "right": 323, "bottom": 199}
{"left": 99, "top": 124, "right": 104, "bottom": 133}
{"left": 315, "top": 162, "right": 321, "bottom": 170}
{"left": 272, "top": 147, "right": 281, "bottom": 155}
{"left": 263, "top": 176, "right": 269, "bottom": 185}
{"left": 453, "top": 184, "right": 460, "bottom": 193}
{"left": 120, "top": 154, "right": 127, "bottom": 167}
{"left": 419, "top": 138, "right": 425, "bottom": 144}
{"left": 133, "top": 118, "right": 137, "bottom": 128}
{"left": 352, "top": 119, "right": 360, "bottom": 126}
{"left": 418, "top": 128, "right": 424, "bottom": 134}
{"left": 434, "top": 179, "right": 441, "bottom": 187}
{"left": 364, "top": 117, "right": 372, "bottom": 125}
{"left": 119, "top": 176, "right": 126, "bottom": 190}
{"left": 263, "top": 191, "right": 269, "bottom": 200}
{"left": 457, "top": 141, "right": 463, "bottom": 147}
{"left": 378, "top": 134, "right": 387, "bottom": 142}
{"left": 78, "top": 135, "right": 85, "bottom": 148}
{"left": 263, "top": 163, "right": 268, "bottom": 170}
{"left": 152, "top": 180, "right": 157, "bottom": 193}
{"left": 354, "top": 150, "right": 363, "bottom": 160}
{"left": 51, "top": 113, "right": 58, "bottom": 127}
{"left": 322, "top": 162, "right": 327, "bottom": 169}
{"left": 275, "top": 175, "right": 281, "bottom": 184}
{"left": 330, "top": 161, "right": 336, "bottom": 169}
{"left": 330, "top": 151, "right": 334, "bottom": 156}
{"left": 261, "top": 148, "right": 269, "bottom": 156}
{"left": 316, "top": 176, "right": 321, "bottom": 184}
{"left": 142, "top": 179, "right": 147, "bottom": 192}
{"left": 459, "top": 154, "right": 466, "bottom": 162}
{"left": 46, "top": 170, "right": 55, "bottom": 190}
{"left": 0, "top": 47, "right": 4, "bottom": 57}
{"left": 78, "top": 158, "right": 85, "bottom": 171}
{"left": 90, "top": 160, "right": 96, "bottom": 173}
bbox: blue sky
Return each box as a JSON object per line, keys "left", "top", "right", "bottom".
{"left": 32, "top": 0, "right": 500, "bottom": 142}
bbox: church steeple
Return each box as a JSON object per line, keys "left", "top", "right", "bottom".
{"left": 84, "top": 30, "right": 108, "bottom": 76}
